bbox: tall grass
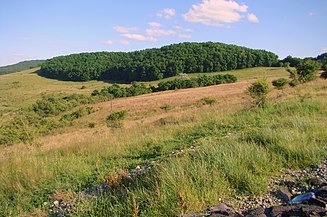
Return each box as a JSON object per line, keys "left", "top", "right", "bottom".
{"left": 0, "top": 82, "right": 326, "bottom": 216}
{"left": 73, "top": 98, "right": 326, "bottom": 216}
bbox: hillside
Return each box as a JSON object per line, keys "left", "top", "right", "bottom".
{"left": 0, "top": 67, "right": 326, "bottom": 216}
{"left": 0, "top": 60, "right": 45, "bottom": 75}
{"left": 40, "top": 42, "right": 278, "bottom": 82}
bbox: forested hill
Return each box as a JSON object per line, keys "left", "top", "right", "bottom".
{"left": 40, "top": 42, "right": 278, "bottom": 82}
{"left": 0, "top": 60, "right": 45, "bottom": 75}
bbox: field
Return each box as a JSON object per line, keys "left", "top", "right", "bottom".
{"left": 0, "top": 67, "right": 326, "bottom": 216}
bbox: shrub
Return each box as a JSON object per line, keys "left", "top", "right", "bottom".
{"left": 287, "top": 59, "right": 320, "bottom": 85}
{"left": 321, "top": 72, "right": 327, "bottom": 79}
{"left": 60, "top": 107, "right": 94, "bottom": 125}
{"left": 199, "top": 97, "right": 217, "bottom": 106}
{"left": 107, "top": 110, "right": 127, "bottom": 121}
{"left": 106, "top": 110, "right": 127, "bottom": 128}
{"left": 32, "top": 94, "right": 93, "bottom": 117}
{"left": 289, "top": 80, "right": 299, "bottom": 87}
{"left": 160, "top": 103, "right": 172, "bottom": 112}
{"left": 296, "top": 59, "right": 320, "bottom": 82}
{"left": 272, "top": 78, "right": 288, "bottom": 90}
{"left": 247, "top": 79, "right": 270, "bottom": 108}
{"left": 88, "top": 122, "right": 96, "bottom": 128}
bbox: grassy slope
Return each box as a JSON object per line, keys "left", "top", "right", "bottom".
{"left": 0, "top": 67, "right": 288, "bottom": 113}
{"left": 0, "top": 60, "right": 45, "bottom": 75}
{"left": 0, "top": 68, "right": 109, "bottom": 114}
{"left": 0, "top": 68, "right": 326, "bottom": 216}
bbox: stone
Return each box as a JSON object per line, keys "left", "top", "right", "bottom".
{"left": 315, "top": 185, "right": 327, "bottom": 199}
{"left": 245, "top": 207, "right": 267, "bottom": 217}
{"left": 307, "top": 177, "right": 322, "bottom": 186}
{"left": 269, "top": 204, "right": 326, "bottom": 217}
{"left": 210, "top": 204, "right": 243, "bottom": 217}
{"left": 276, "top": 188, "right": 293, "bottom": 203}
{"left": 306, "top": 198, "right": 327, "bottom": 209}
{"left": 182, "top": 214, "right": 204, "bottom": 217}
{"left": 53, "top": 200, "right": 59, "bottom": 207}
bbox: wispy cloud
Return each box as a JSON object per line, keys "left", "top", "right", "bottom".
{"left": 173, "top": 24, "right": 193, "bottom": 32}
{"left": 149, "top": 22, "right": 162, "bottom": 28}
{"left": 113, "top": 26, "right": 138, "bottom": 33}
{"left": 103, "top": 39, "right": 130, "bottom": 45}
{"left": 178, "top": 34, "right": 192, "bottom": 39}
{"left": 247, "top": 13, "right": 259, "bottom": 23}
{"left": 103, "top": 40, "right": 114, "bottom": 45}
{"left": 308, "top": 11, "right": 315, "bottom": 16}
{"left": 145, "top": 29, "right": 175, "bottom": 37}
{"left": 157, "top": 8, "right": 176, "bottom": 19}
{"left": 122, "top": 34, "right": 157, "bottom": 42}
{"left": 183, "top": 0, "right": 253, "bottom": 26}
{"left": 116, "top": 40, "right": 130, "bottom": 45}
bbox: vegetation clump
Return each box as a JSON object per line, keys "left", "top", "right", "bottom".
{"left": 287, "top": 59, "right": 320, "bottom": 86}
{"left": 272, "top": 78, "right": 288, "bottom": 90}
{"left": 160, "top": 103, "right": 172, "bottom": 112}
{"left": 247, "top": 79, "right": 270, "bottom": 108}
{"left": 107, "top": 110, "right": 127, "bottom": 121}
{"left": 106, "top": 110, "right": 127, "bottom": 128}
{"left": 199, "top": 97, "right": 217, "bottom": 106}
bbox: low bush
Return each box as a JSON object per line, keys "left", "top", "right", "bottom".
{"left": 107, "top": 110, "right": 127, "bottom": 121}
{"left": 60, "top": 107, "right": 94, "bottom": 125}
{"left": 247, "top": 79, "right": 270, "bottom": 108}
{"left": 199, "top": 97, "right": 217, "bottom": 106}
{"left": 272, "top": 78, "right": 288, "bottom": 90}
{"left": 160, "top": 103, "right": 172, "bottom": 112}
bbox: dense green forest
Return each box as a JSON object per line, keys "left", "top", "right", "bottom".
{"left": 40, "top": 42, "right": 278, "bottom": 82}
{"left": 279, "top": 53, "right": 327, "bottom": 67}
{"left": 0, "top": 60, "right": 45, "bottom": 75}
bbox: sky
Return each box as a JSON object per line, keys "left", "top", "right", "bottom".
{"left": 0, "top": 0, "right": 326, "bottom": 66}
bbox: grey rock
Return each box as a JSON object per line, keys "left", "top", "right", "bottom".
{"left": 276, "top": 188, "right": 293, "bottom": 203}
{"left": 210, "top": 204, "right": 243, "bottom": 217}
{"left": 315, "top": 185, "right": 327, "bottom": 199}
{"left": 270, "top": 204, "right": 326, "bottom": 217}
{"left": 305, "top": 198, "right": 327, "bottom": 208}
{"left": 182, "top": 214, "right": 205, "bottom": 217}
{"left": 245, "top": 207, "right": 267, "bottom": 217}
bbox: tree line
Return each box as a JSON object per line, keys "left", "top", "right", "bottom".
{"left": 40, "top": 42, "right": 278, "bottom": 82}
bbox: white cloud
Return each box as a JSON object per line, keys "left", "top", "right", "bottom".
{"left": 173, "top": 24, "right": 182, "bottom": 30}
{"left": 103, "top": 40, "right": 130, "bottom": 45}
{"left": 173, "top": 25, "right": 193, "bottom": 34}
{"left": 145, "top": 29, "right": 176, "bottom": 37}
{"left": 113, "top": 26, "right": 138, "bottom": 33}
{"left": 157, "top": 8, "right": 176, "bottom": 19}
{"left": 183, "top": 0, "right": 250, "bottom": 26}
{"left": 247, "top": 13, "right": 259, "bottom": 23}
{"left": 116, "top": 40, "right": 130, "bottom": 45}
{"left": 149, "top": 22, "right": 162, "bottom": 28}
{"left": 178, "top": 34, "right": 192, "bottom": 39}
{"left": 103, "top": 40, "right": 114, "bottom": 45}
{"left": 122, "top": 34, "right": 157, "bottom": 42}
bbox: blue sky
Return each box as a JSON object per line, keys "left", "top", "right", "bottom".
{"left": 0, "top": 0, "right": 326, "bottom": 66}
